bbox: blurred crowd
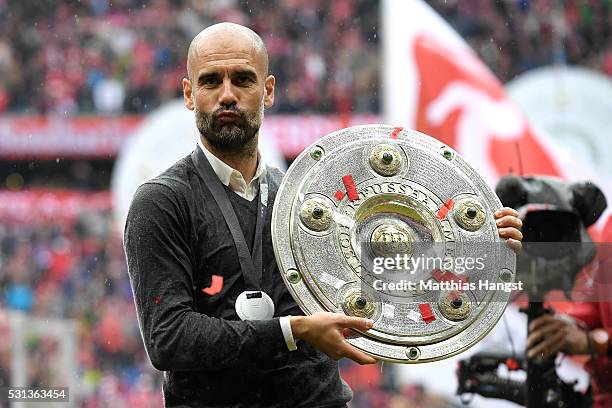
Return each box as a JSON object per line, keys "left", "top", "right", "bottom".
{"left": 0, "top": 0, "right": 610, "bottom": 118}
{"left": 0, "top": 210, "right": 162, "bottom": 406}
{"left": 430, "top": 0, "right": 612, "bottom": 82}
{"left": 0, "top": 0, "right": 379, "bottom": 116}
{"left": 1, "top": 0, "right": 611, "bottom": 116}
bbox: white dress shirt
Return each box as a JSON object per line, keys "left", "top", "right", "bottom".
{"left": 198, "top": 140, "right": 297, "bottom": 351}
{"left": 198, "top": 139, "right": 267, "bottom": 201}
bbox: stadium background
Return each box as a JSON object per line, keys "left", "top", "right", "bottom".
{"left": 0, "top": 0, "right": 611, "bottom": 407}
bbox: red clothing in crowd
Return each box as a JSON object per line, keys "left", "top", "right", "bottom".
{"left": 568, "top": 254, "right": 612, "bottom": 408}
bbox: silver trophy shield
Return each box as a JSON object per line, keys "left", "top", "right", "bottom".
{"left": 271, "top": 125, "right": 516, "bottom": 363}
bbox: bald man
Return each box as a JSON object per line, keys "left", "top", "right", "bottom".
{"left": 124, "top": 23, "right": 373, "bottom": 407}
{"left": 124, "top": 22, "right": 523, "bottom": 407}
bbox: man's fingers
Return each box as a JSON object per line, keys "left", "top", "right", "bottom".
{"left": 496, "top": 215, "right": 523, "bottom": 230}
{"left": 506, "top": 238, "right": 522, "bottom": 255}
{"left": 528, "top": 315, "right": 555, "bottom": 332}
{"left": 527, "top": 322, "right": 562, "bottom": 348}
{"left": 498, "top": 227, "right": 523, "bottom": 241}
{"left": 495, "top": 207, "right": 519, "bottom": 218}
{"left": 338, "top": 316, "right": 374, "bottom": 331}
{"left": 494, "top": 209, "right": 523, "bottom": 249}
{"left": 527, "top": 331, "right": 565, "bottom": 359}
{"left": 342, "top": 343, "right": 377, "bottom": 365}
{"left": 342, "top": 328, "right": 361, "bottom": 339}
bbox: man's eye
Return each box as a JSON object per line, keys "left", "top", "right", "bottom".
{"left": 201, "top": 77, "right": 220, "bottom": 87}
{"left": 235, "top": 76, "right": 252, "bottom": 85}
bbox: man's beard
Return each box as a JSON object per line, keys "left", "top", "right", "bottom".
{"left": 195, "top": 99, "right": 264, "bottom": 154}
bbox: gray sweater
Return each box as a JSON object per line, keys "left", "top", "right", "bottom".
{"left": 124, "top": 149, "right": 352, "bottom": 407}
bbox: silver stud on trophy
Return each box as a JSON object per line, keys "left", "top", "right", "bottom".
{"left": 369, "top": 144, "right": 403, "bottom": 176}
{"left": 453, "top": 198, "right": 486, "bottom": 232}
{"left": 299, "top": 198, "right": 333, "bottom": 232}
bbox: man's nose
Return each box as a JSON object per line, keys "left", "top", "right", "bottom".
{"left": 218, "top": 79, "right": 238, "bottom": 107}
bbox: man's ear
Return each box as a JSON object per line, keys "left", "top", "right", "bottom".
{"left": 264, "top": 74, "right": 275, "bottom": 109}
{"left": 183, "top": 78, "right": 194, "bottom": 110}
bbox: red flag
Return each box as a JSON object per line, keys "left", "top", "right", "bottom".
{"left": 383, "top": 0, "right": 560, "bottom": 183}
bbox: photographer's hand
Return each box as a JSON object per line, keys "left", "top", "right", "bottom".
{"left": 494, "top": 207, "right": 523, "bottom": 254}
{"left": 527, "top": 314, "right": 588, "bottom": 360}
{"left": 290, "top": 312, "right": 377, "bottom": 365}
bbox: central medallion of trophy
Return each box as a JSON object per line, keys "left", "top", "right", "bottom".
{"left": 370, "top": 223, "right": 414, "bottom": 258}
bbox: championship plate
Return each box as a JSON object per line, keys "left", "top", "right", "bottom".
{"left": 271, "top": 125, "right": 516, "bottom": 363}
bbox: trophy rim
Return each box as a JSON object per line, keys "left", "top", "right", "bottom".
{"left": 272, "top": 124, "right": 516, "bottom": 363}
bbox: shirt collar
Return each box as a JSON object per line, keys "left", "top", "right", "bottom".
{"left": 198, "top": 139, "right": 267, "bottom": 187}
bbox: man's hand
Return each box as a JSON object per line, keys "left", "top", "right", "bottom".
{"left": 494, "top": 207, "right": 523, "bottom": 254}
{"left": 527, "top": 314, "right": 588, "bottom": 360}
{"left": 290, "top": 312, "right": 377, "bottom": 365}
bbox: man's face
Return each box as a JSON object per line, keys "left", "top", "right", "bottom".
{"left": 193, "top": 92, "right": 264, "bottom": 151}
{"left": 183, "top": 32, "right": 275, "bottom": 152}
